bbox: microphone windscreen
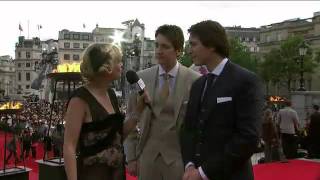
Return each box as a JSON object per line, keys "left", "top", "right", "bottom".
{"left": 126, "top": 70, "right": 140, "bottom": 84}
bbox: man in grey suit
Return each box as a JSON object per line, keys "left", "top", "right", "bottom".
{"left": 124, "top": 24, "right": 200, "bottom": 180}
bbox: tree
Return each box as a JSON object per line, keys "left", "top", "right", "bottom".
{"left": 179, "top": 42, "right": 193, "bottom": 67}
{"left": 229, "top": 38, "right": 258, "bottom": 73}
{"left": 259, "top": 35, "right": 318, "bottom": 92}
{"left": 259, "top": 48, "right": 283, "bottom": 95}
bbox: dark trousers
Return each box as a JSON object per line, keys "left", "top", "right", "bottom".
{"left": 6, "top": 150, "right": 18, "bottom": 163}
{"left": 308, "top": 136, "right": 320, "bottom": 158}
{"left": 281, "top": 133, "right": 297, "bottom": 159}
{"left": 23, "top": 144, "right": 31, "bottom": 158}
{"left": 31, "top": 146, "right": 37, "bottom": 158}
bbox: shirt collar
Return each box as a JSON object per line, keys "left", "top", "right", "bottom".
{"left": 159, "top": 62, "right": 179, "bottom": 78}
{"left": 209, "top": 58, "right": 228, "bottom": 76}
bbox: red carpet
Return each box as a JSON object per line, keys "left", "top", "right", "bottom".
{"left": 253, "top": 160, "right": 320, "bottom": 180}
{"left": 2, "top": 131, "right": 320, "bottom": 180}
{"left": 0, "top": 131, "right": 136, "bottom": 180}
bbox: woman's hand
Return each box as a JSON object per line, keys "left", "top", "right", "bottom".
{"left": 135, "top": 91, "right": 151, "bottom": 115}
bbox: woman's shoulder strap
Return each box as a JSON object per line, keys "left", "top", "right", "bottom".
{"left": 108, "top": 88, "right": 120, "bottom": 113}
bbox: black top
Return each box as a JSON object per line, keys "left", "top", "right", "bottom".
{"left": 67, "top": 86, "right": 125, "bottom": 167}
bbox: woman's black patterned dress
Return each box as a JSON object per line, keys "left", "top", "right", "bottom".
{"left": 68, "top": 87, "right": 125, "bottom": 180}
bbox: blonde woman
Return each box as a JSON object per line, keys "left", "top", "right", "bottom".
{"left": 63, "top": 43, "right": 147, "bottom": 180}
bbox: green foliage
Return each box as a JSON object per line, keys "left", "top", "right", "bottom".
{"left": 229, "top": 38, "right": 258, "bottom": 72}
{"left": 179, "top": 53, "right": 193, "bottom": 67}
{"left": 179, "top": 42, "right": 193, "bottom": 67}
{"left": 259, "top": 35, "right": 319, "bottom": 91}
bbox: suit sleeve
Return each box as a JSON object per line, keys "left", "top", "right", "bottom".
{"left": 123, "top": 92, "right": 139, "bottom": 162}
{"left": 180, "top": 81, "right": 199, "bottom": 166}
{"left": 201, "top": 74, "right": 264, "bottom": 179}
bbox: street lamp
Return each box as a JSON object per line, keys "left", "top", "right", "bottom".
{"left": 297, "top": 41, "right": 308, "bottom": 91}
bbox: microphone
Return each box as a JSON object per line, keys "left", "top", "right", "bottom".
{"left": 126, "top": 70, "right": 146, "bottom": 95}
{"left": 126, "top": 70, "right": 155, "bottom": 116}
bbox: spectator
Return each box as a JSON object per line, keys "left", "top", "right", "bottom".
{"left": 277, "top": 100, "right": 300, "bottom": 159}
{"left": 307, "top": 104, "right": 320, "bottom": 158}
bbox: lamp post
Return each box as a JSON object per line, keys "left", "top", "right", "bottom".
{"left": 297, "top": 41, "right": 308, "bottom": 91}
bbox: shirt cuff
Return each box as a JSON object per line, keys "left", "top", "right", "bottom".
{"left": 185, "top": 162, "right": 195, "bottom": 170}
{"left": 199, "top": 166, "right": 209, "bottom": 180}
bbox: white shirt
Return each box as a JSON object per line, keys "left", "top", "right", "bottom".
{"left": 158, "top": 62, "right": 179, "bottom": 93}
{"left": 208, "top": 57, "right": 228, "bottom": 76}
{"left": 187, "top": 58, "right": 229, "bottom": 180}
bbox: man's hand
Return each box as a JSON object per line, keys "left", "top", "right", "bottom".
{"left": 127, "top": 160, "right": 139, "bottom": 177}
{"left": 183, "top": 165, "right": 202, "bottom": 180}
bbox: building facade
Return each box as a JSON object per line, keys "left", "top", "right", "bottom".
{"left": 258, "top": 11, "right": 320, "bottom": 95}
{"left": 58, "top": 29, "right": 93, "bottom": 64}
{"left": 0, "top": 55, "right": 15, "bottom": 100}
{"left": 14, "top": 36, "right": 42, "bottom": 98}
{"left": 225, "top": 26, "right": 260, "bottom": 54}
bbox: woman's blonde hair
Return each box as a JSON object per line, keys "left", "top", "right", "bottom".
{"left": 80, "top": 43, "right": 122, "bottom": 82}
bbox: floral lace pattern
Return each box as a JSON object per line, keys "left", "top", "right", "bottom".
{"left": 82, "top": 128, "right": 112, "bottom": 147}
{"left": 81, "top": 133, "right": 123, "bottom": 168}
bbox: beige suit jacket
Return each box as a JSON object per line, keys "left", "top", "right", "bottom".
{"left": 124, "top": 64, "right": 200, "bottom": 162}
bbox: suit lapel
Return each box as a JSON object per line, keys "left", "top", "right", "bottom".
{"left": 143, "top": 65, "right": 158, "bottom": 117}
{"left": 137, "top": 66, "right": 158, "bottom": 154}
{"left": 173, "top": 65, "right": 189, "bottom": 122}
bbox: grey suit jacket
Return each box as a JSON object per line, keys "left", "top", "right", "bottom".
{"left": 124, "top": 64, "right": 200, "bottom": 162}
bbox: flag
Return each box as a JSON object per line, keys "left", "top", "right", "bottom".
{"left": 19, "top": 24, "right": 23, "bottom": 31}
{"left": 83, "top": 24, "right": 86, "bottom": 28}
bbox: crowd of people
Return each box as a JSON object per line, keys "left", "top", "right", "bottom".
{"left": 0, "top": 96, "right": 65, "bottom": 164}
{"left": 261, "top": 101, "right": 320, "bottom": 163}
{"left": 0, "top": 19, "right": 319, "bottom": 180}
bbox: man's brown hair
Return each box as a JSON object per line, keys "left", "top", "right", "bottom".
{"left": 188, "top": 20, "right": 229, "bottom": 58}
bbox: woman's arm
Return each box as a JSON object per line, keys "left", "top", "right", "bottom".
{"left": 122, "top": 91, "right": 149, "bottom": 138}
{"left": 63, "top": 97, "right": 86, "bottom": 180}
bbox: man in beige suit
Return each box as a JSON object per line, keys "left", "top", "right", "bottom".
{"left": 124, "top": 24, "right": 200, "bottom": 180}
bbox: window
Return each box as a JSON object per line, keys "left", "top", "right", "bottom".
{"left": 64, "top": 42, "right": 70, "bottom": 48}
{"left": 64, "top": 54, "right": 70, "bottom": 60}
{"left": 250, "top": 47, "right": 255, "bottom": 52}
{"left": 18, "top": 85, "right": 22, "bottom": 90}
{"left": 82, "top": 35, "right": 89, "bottom": 40}
{"left": 26, "top": 63, "right": 31, "bottom": 67}
{"left": 267, "top": 36, "right": 271, "bottom": 42}
{"left": 73, "top": 34, "right": 80, "bottom": 40}
{"left": 18, "top": 52, "right": 21, "bottom": 58}
{"left": 73, "top": 54, "right": 80, "bottom": 61}
{"left": 18, "top": 63, "right": 21, "bottom": 68}
{"left": 26, "top": 72, "right": 30, "bottom": 81}
{"left": 64, "top": 34, "right": 70, "bottom": 39}
{"left": 253, "top": 37, "right": 257, "bottom": 42}
{"left": 83, "top": 43, "right": 89, "bottom": 49}
{"left": 73, "top": 43, "right": 80, "bottom": 48}
{"left": 26, "top": 85, "right": 30, "bottom": 89}
{"left": 26, "top": 52, "right": 31, "bottom": 59}
{"left": 18, "top": 72, "right": 21, "bottom": 81}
